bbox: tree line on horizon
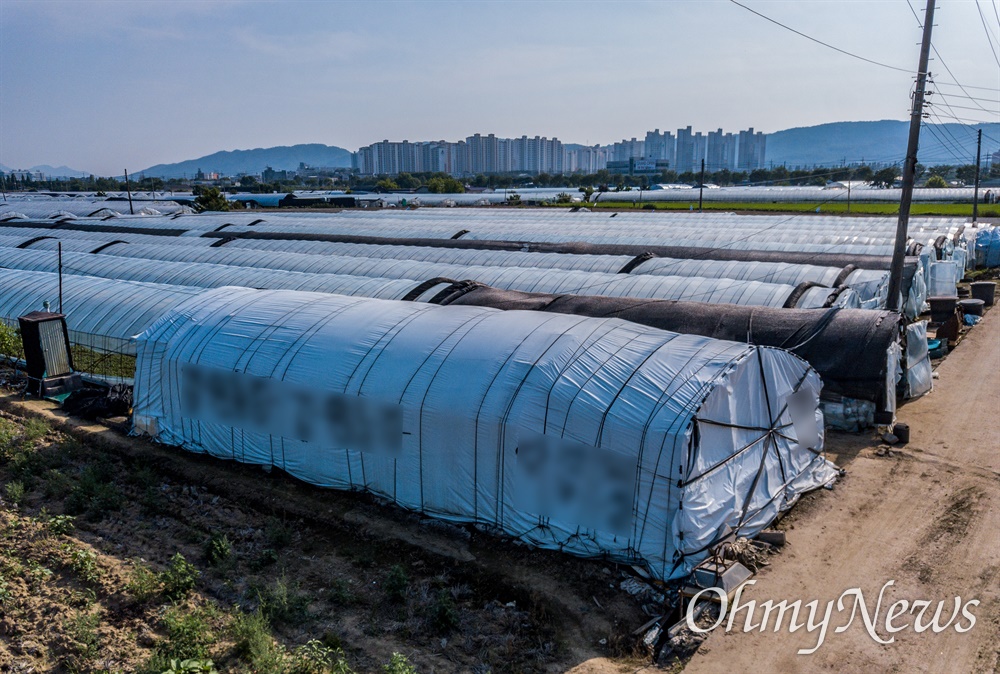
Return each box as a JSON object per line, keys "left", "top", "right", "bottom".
{"left": 1, "top": 162, "right": 993, "bottom": 195}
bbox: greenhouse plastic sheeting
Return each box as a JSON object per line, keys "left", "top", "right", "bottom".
{"left": 976, "top": 227, "right": 1000, "bottom": 268}
{"left": 903, "top": 321, "right": 932, "bottom": 400}
{"left": 131, "top": 287, "right": 837, "bottom": 581}
{"left": 0, "top": 269, "right": 204, "bottom": 355}
{"left": 0, "top": 247, "right": 859, "bottom": 310}
{"left": 435, "top": 283, "right": 901, "bottom": 408}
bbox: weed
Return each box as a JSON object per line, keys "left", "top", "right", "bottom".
{"left": 384, "top": 565, "right": 409, "bottom": 603}
{"left": 25, "top": 559, "right": 53, "bottom": 590}
{"left": 289, "top": 639, "right": 354, "bottom": 674}
{"left": 157, "top": 605, "right": 214, "bottom": 661}
{"left": 204, "top": 533, "right": 232, "bottom": 567}
{"left": 127, "top": 560, "right": 161, "bottom": 603}
{"left": 160, "top": 553, "right": 199, "bottom": 600}
{"left": 383, "top": 652, "right": 417, "bottom": 674}
{"left": 47, "top": 513, "right": 76, "bottom": 535}
{"left": 22, "top": 417, "right": 49, "bottom": 443}
{"left": 430, "top": 589, "right": 459, "bottom": 633}
{"left": 264, "top": 516, "right": 293, "bottom": 548}
{"left": 42, "top": 468, "right": 74, "bottom": 499}
{"left": 65, "top": 546, "right": 101, "bottom": 585}
{"left": 327, "top": 578, "right": 355, "bottom": 606}
{"left": 140, "top": 485, "right": 165, "bottom": 515}
{"left": 0, "top": 578, "right": 11, "bottom": 607}
{"left": 162, "top": 660, "right": 218, "bottom": 674}
{"left": 257, "top": 576, "right": 311, "bottom": 627}
{"left": 4, "top": 480, "right": 25, "bottom": 506}
{"left": 230, "top": 609, "right": 286, "bottom": 670}
{"left": 248, "top": 547, "right": 279, "bottom": 571}
{"left": 66, "top": 610, "right": 100, "bottom": 660}
{"left": 64, "top": 464, "right": 124, "bottom": 521}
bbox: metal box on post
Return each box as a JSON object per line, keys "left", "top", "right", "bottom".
{"left": 17, "top": 311, "right": 82, "bottom": 398}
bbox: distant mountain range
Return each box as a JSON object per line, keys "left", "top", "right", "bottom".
{"left": 0, "top": 163, "right": 90, "bottom": 178}
{"left": 7, "top": 121, "right": 997, "bottom": 180}
{"left": 139, "top": 143, "right": 354, "bottom": 179}
{"left": 766, "top": 120, "right": 999, "bottom": 168}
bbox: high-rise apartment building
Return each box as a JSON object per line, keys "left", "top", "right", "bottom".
{"left": 674, "top": 126, "right": 695, "bottom": 173}
{"left": 355, "top": 134, "right": 564, "bottom": 176}
{"left": 737, "top": 128, "right": 767, "bottom": 171}
{"left": 644, "top": 129, "right": 676, "bottom": 165}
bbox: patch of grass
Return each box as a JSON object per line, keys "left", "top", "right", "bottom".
{"left": 161, "top": 553, "right": 199, "bottom": 601}
{"left": 42, "top": 468, "right": 74, "bottom": 499}
{"left": 64, "top": 463, "right": 125, "bottom": 521}
{"left": 257, "top": 576, "right": 311, "bottom": 627}
{"left": 585, "top": 199, "right": 1000, "bottom": 217}
{"left": 22, "top": 417, "right": 49, "bottom": 443}
{"left": 70, "top": 345, "right": 136, "bottom": 379}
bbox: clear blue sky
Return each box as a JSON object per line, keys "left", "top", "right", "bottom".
{"left": 1, "top": 0, "right": 997, "bottom": 175}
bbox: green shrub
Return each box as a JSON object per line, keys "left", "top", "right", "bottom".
{"left": 47, "top": 514, "right": 76, "bottom": 535}
{"left": 64, "top": 464, "right": 124, "bottom": 520}
{"left": 127, "top": 560, "right": 162, "bottom": 603}
{"left": 384, "top": 565, "right": 409, "bottom": 603}
{"left": 4, "top": 480, "right": 25, "bottom": 506}
{"left": 66, "top": 610, "right": 100, "bottom": 660}
{"left": 65, "top": 546, "right": 101, "bottom": 585}
{"left": 160, "top": 553, "right": 199, "bottom": 600}
{"left": 257, "top": 576, "right": 310, "bottom": 626}
{"left": 230, "top": 609, "right": 285, "bottom": 670}
{"left": 289, "top": 640, "right": 354, "bottom": 674}
{"left": 383, "top": 652, "right": 417, "bottom": 674}
{"left": 157, "top": 606, "right": 213, "bottom": 660}
{"left": 0, "top": 323, "right": 21, "bottom": 363}
{"left": 430, "top": 590, "right": 459, "bottom": 633}
{"left": 264, "top": 516, "right": 293, "bottom": 548}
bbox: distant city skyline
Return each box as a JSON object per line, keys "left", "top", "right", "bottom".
{"left": 2, "top": 1, "right": 997, "bottom": 175}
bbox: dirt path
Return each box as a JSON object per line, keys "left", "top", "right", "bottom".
{"left": 683, "top": 307, "right": 1000, "bottom": 673}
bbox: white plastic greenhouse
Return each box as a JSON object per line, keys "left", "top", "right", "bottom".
{"left": 0, "top": 247, "right": 859, "bottom": 310}
{"left": 131, "top": 285, "right": 837, "bottom": 581}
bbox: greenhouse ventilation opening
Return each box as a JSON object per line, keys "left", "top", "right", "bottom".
{"left": 131, "top": 287, "right": 838, "bottom": 581}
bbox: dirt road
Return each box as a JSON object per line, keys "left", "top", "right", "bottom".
{"left": 682, "top": 306, "right": 1000, "bottom": 673}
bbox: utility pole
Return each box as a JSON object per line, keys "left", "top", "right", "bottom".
{"left": 57, "top": 242, "right": 63, "bottom": 314}
{"left": 124, "top": 169, "right": 135, "bottom": 215}
{"left": 972, "top": 128, "right": 983, "bottom": 223}
{"left": 886, "top": 0, "right": 935, "bottom": 312}
{"left": 698, "top": 158, "right": 705, "bottom": 212}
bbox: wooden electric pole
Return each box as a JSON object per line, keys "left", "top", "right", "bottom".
{"left": 886, "top": 0, "right": 935, "bottom": 312}
{"left": 124, "top": 169, "right": 135, "bottom": 215}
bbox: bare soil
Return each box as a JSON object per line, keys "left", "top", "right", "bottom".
{"left": 0, "top": 396, "right": 651, "bottom": 673}
{"left": 682, "top": 303, "right": 1000, "bottom": 673}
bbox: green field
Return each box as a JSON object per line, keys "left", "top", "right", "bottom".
{"left": 577, "top": 201, "right": 999, "bottom": 217}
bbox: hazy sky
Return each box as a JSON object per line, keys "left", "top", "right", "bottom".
{"left": 1, "top": 0, "right": 998, "bottom": 175}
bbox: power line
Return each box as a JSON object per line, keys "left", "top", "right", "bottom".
{"left": 934, "top": 81, "right": 1000, "bottom": 93}
{"left": 728, "top": 0, "right": 914, "bottom": 73}
{"left": 975, "top": 0, "right": 1000, "bottom": 67}
{"left": 906, "top": 0, "right": 998, "bottom": 115}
